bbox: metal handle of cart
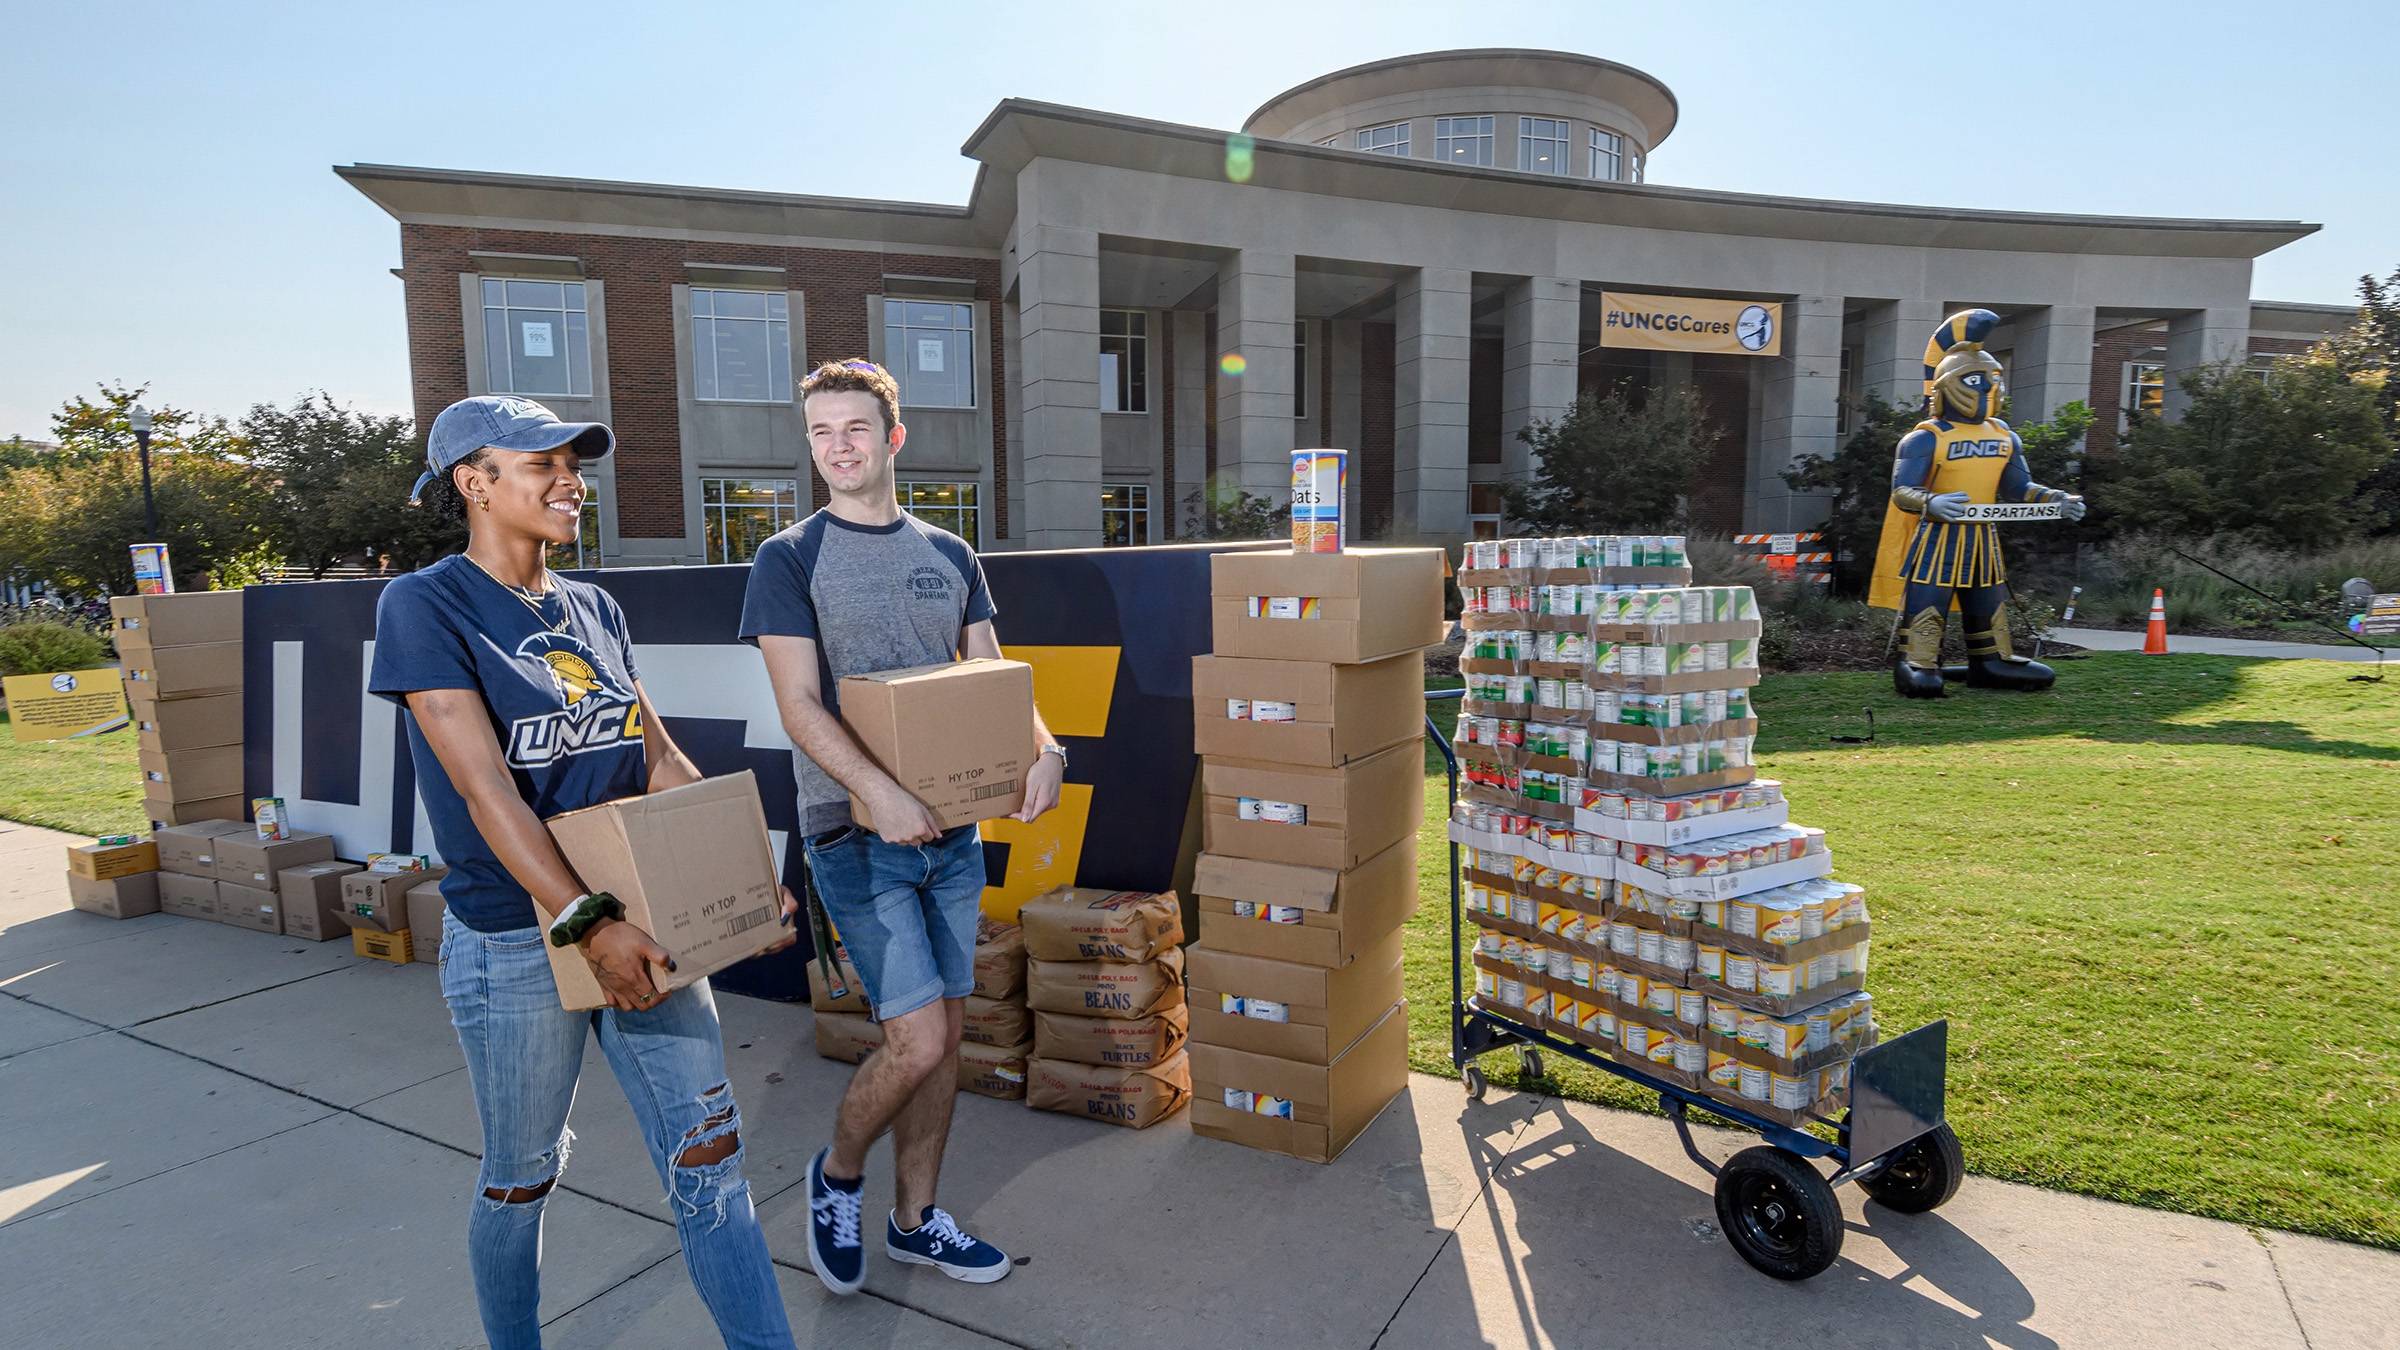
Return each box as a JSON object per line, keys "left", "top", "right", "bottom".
{"left": 1423, "top": 684, "right": 1962, "bottom": 1280}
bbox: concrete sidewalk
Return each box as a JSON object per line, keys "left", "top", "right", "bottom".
{"left": 2054, "top": 626, "right": 2392, "bottom": 662}
{"left": 4, "top": 818, "right": 2392, "bottom": 1349}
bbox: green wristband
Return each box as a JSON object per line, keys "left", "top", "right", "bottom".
{"left": 548, "top": 892, "right": 626, "bottom": 948}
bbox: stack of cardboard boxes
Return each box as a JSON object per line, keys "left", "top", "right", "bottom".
{"left": 1185, "top": 548, "right": 1444, "bottom": 1162}
{"left": 65, "top": 835, "right": 163, "bottom": 919}
{"left": 812, "top": 915, "right": 1037, "bottom": 1102}
{"left": 211, "top": 822, "right": 339, "bottom": 935}
{"left": 333, "top": 858, "right": 448, "bottom": 964}
{"left": 113, "top": 592, "right": 245, "bottom": 830}
{"left": 1021, "top": 887, "right": 1191, "bottom": 1129}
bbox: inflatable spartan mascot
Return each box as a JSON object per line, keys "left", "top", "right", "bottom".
{"left": 1867, "top": 309, "right": 2087, "bottom": 698}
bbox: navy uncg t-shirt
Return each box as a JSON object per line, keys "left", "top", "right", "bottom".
{"left": 368, "top": 554, "right": 648, "bottom": 933}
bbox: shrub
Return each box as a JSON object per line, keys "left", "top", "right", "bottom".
{"left": 0, "top": 620, "right": 108, "bottom": 677}
{"left": 1502, "top": 384, "right": 1723, "bottom": 534}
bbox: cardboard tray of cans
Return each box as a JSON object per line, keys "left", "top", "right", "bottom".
{"left": 1688, "top": 968, "right": 1866, "bottom": 1018}
{"left": 1616, "top": 849, "right": 1832, "bottom": 901}
{"left": 1464, "top": 781, "right": 1573, "bottom": 822}
{"left": 1590, "top": 716, "right": 1759, "bottom": 747}
{"left": 1583, "top": 668, "right": 1764, "bottom": 696}
{"left": 1457, "top": 659, "right": 1526, "bottom": 678}
{"left": 1589, "top": 619, "right": 1764, "bottom": 643}
{"left": 1457, "top": 565, "right": 1697, "bottom": 589}
{"left": 1456, "top": 567, "right": 1536, "bottom": 587}
{"left": 1582, "top": 766, "right": 1756, "bottom": 795}
{"left": 1573, "top": 798, "right": 1789, "bottom": 845}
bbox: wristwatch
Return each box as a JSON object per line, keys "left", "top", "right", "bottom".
{"left": 1039, "top": 743, "right": 1068, "bottom": 770}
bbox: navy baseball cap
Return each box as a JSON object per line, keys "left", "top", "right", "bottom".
{"left": 410, "top": 395, "right": 615, "bottom": 504}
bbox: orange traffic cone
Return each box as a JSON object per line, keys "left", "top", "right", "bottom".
{"left": 2142, "top": 589, "right": 2169, "bottom": 654}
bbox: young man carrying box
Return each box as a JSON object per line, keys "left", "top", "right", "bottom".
{"left": 743, "top": 359, "right": 1065, "bottom": 1296}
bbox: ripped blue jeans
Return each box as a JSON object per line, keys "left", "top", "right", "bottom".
{"left": 441, "top": 909, "right": 794, "bottom": 1350}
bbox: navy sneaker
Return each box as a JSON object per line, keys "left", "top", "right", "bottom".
{"left": 806, "top": 1147, "right": 866, "bottom": 1295}
{"left": 886, "top": 1205, "right": 1011, "bottom": 1284}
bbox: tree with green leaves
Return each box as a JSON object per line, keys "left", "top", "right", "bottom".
{"left": 2094, "top": 359, "right": 2390, "bottom": 550}
{"left": 242, "top": 394, "right": 459, "bottom": 576}
{"left": 2311, "top": 266, "right": 2400, "bottom": 530}
{"left": 1179, "top": 481, "right": 1293, "bottom": 541}
{"left": 1500, "top": 383, "right": 1722, "bottom": 535}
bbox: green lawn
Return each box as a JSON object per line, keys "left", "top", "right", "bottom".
{"left": 0, "top": 711, "right": 146, "bottom": 837}
{"left": 1407, "top": 652, "right": 2400, "bottom": 1249}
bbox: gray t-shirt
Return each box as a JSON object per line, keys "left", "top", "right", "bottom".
{"left": 739, "top": 509, "right": 996, "bottom": 832}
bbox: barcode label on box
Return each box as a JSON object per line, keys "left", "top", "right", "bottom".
{"left": 723, "top": 904, "right": 777, "bottom": 936}
{"left": 967, "top": 780, "right": 1019, "bottom": 802}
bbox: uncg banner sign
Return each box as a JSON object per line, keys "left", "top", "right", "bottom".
{"left": 240, "top": 542, "right": 1275, "bottom": 999}
{"left": 1599, "top": 292, "right": 1783, "bottom": 356}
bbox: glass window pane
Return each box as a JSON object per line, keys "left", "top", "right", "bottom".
{"left": 689, "top": 289, "right": 712, "bottom": 317}
{"left": 564, "top": 312, "right": 590, "bottom": 396}
{"left": 1100, "top": 351, "right": 1122, "bottom": 412}
{"left": 563, "top": 282, "right": 585, "bottom": 311}
{"left": 510, "top": 310, "right": 569, "bottom": 395}
{"left": 482, "top": 278, "right": 505, "bottom": 306}
{"left": 712, "top": 290, "right": 768, "bottom": 320}
{"left": 707, "top": 317, "right": 773, "bottom": 400}
{"left": 693, "top": 319, "right": 716, "bottom": 400}
{"left": 507, "top": 279, "right": 564, "bottom": 309}
{"left": 767, "top": 292, "right": 788, "bottom": 320}
{"left": 485, "top": 308, "right": 513, "bottom": 391}
{"left": 769, "top": 320, "right": 792, "bottom": 402}
{"left": 1101, "top": 310, "right": 1126, "bottom": 336}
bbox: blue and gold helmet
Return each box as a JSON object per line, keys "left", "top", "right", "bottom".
{"left": 1921, "top": 309, "right": 2005, "bottom": 422}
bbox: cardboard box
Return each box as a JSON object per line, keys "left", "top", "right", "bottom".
{"left": 1188, "top": 930, "right": 1407, "bottom": 1064}
{"left": 146, "top": 794, "right": 247, "bottom": 830}
{"left": 973, "top": 916, "right": 1026, "bottom": 1000}
{"left": 1033, "top": 1005, "right": 1190, "bottom": 1069}
{"left": 406, "top": 878, "right": 447, "bottom": 964}
{"left": 213, "top": 830, "right": 335, "bottom": 889}
{"left": 1191, "top": 1001, "right": 1409, "bottom": 1163}
{"left": 1192, "top": 653, "right": 1426, "bottom": 767}
{"left": 811, "top": 1012, "right": 1033, "bottom": 1101}
{"left": 139, "top": 744, "right": 245, "bottom": 803}
{"left": 339, "top": 868, "right": 445, "bottom": 933}
{"left": 837, "top": 658, "right": 1036, "bottom": 833}
{"left": 543, "top": 772, "right": 785, "bottom": 1012}
{"left": 1027, "top": 1051, "right": 1191, "bottom": 1129}
{"left": 111, "top": 590, "right": 243, "bottom": 648}
{"left": 217, "top": 881, "right": 282, "bottom": 934}
{"left": 962, "top": 994, "right": 1031, "bottom": 1047}
{"left": 133, "top": 692, "right": 243, "bottom": 752}
{"left": 278, "top": 861, "right": 364, "bottom": 941}
{"left": 66, "top": 870, "right": 160, "bottom": 919}
{"left": 69, "top": 839, "right": 158, "bottom": 881}
{"left": 155, "top": 819, "right": 252, "bottom": 877}
{"left": 1209, "top": 548, "right": 1445, "bottom": 664}
{"left": 1202, "top": 742, "right": 1424, "bottom": 872}
{"left": 1017, "top": 887, "right": 1184, "bottom": 963}
{"left": 808, "top": 943, "right": 871, "bottom": 1014}
{"left": 1193, "top": 837, "right": 1420, "bottom": 969}
{"left": 353, "top": 927, "right": 414, "bottom": 964}
{"left": 123, "top": 641, "right": 243, "bottom": 700}
{"left": 158, "top": 871, "right": 220, "bottom": 921}
{"left": 1026, "top": 947, "right": 1186, "bottom": 1020}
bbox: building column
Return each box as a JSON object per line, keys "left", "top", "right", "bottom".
{"left": 1329, "top": 319, "right": 1364, "bottom": 525}
{"left": 2164, "top": 306, "right": 2249, "bottom": 419}
{"left": 1169, "top": 309, "right": 1208, "bottom": 531}
{"left": 2009, "top": 304, "right": 2096, "bottom": 431}
{"left": 1000, "top": 297, "right": 1025, "bottom": 544}
{"left": 1214, "top": 250, "right": 1297, "bottom": 502}
{"left": 1015, "top": 223, "right": 1103, "bottom": 549}
{"left": 1750, "top": 294, "right": 1843, "bottom": 531}
{"left": 1500, "top": 276, "right": 1579, "bottom": 486}
{"left": 1857, "top": 298, "right": 1947, "bottom": 413}
{"left": 1394, "top": 267, "right": 1472, "bottom": 540}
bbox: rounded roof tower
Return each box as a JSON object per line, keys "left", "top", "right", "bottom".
{"left": 1245, "top": 49, "right": 1678, "bottom": 171}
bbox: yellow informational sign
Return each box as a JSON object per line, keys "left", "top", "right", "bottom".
{"left": 4, "top": 667, "right": 131, "bottom": 742}
{"left": 1599, "top": 292, "right": 1783, "bottom": 356}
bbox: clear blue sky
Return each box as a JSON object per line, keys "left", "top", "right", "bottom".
{"left": 2, "top": 0, "right": 2391, "bottom": 440}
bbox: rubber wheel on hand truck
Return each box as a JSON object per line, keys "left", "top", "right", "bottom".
{"left": 1714, "top": 1146, "right": 1844, "bottom": 1280}
{"left": 1517, "top": 1047, "right": 1545, "bottom": 1082}
{"left": 1463, "top": 1063, "right": 1489, "bottom": 1101}
{"left": 1858, "top": 1122, "right": 1964, "bottom": 1215}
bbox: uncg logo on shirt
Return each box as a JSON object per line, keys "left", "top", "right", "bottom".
{"left": 907, "top": 566, "right": 952, "bottom": 600}
{"left": 1948, "top": 438, "right": 2010, "bottom": 460}
{"left": 506, "top": 632, "right": 643, "bottom": 769}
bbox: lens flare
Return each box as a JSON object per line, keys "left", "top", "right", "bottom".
{"left": 1218, "top": 352, "right": 1248, "bottom": 378}
{"left": 1224, "top": 133, "right": 1255, "bottom": 184}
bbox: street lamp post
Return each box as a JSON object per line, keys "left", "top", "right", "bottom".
{"left": 128, "top": 404, "right": 157, "bottom": 540}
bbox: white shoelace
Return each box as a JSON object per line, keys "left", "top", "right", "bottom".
{"left": 814, "top": 1180, "right": 863, "bottom": 1248}
{"left": 918, "top": 1207, "right": 973, "bottom": 1256}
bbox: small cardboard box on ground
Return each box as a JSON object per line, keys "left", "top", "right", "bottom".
{"left": 138, "top": 744, "right": 245, "bottom": 803}
{"left": 353, "top": 927, "right": 414, "bottom": 964}
{"left": 837, "top": 658, "right": 1035, "bottom": 833}
{"left": 1027, "top": 1051, "right": 1192, "bottom": 1129}
{"left": 123, "top": 642, "right": 243, "bottom": 701}
{"left": 340, "top": 868, "right": 439, "bottom": 934}
{"left": 1191, "top": 653, "right": 1425, "bottom": 768}
{"left": 543, "top": 772, "right": 786, "bottom": 1012}
{"left": 155, "top": 820, "right": 252, "bottom": 878}
{"left": 1016, "top": 887, "right": 1183, "bottom": 963}
{"left": 1208, "top": 548, "right": 1446, "bottom": 664}
{"left": 69, "top": 839, "right": 158, "bottom": 881}
{"left": 157, "top": 871, "right": 220, "bottom": 921}
{"left": 1188, "top": 929, "right": 1406, "bottom": 1064}
{"left": 132, "top": 692, "right": 242, "bottom": 752}
{"left": 406, "top": 878, "right": 447, "bottom": 964}
{"left": 1193, "top": 837, "right": 1419, "bottom": 969}
{"left": 217, "top": 882, "right": 281, "bottom": 934}
{"left": 67, "top": 870, "right": 160, "bottom": 919}
{"left": 279, "top": 861, "right": 364, "bottom": 941}
{"left": 1190, "top": 1001, "right": 1409, "bottom": 1163}
{"left": 213, "top": 830, "right": 336, "bottom": 890}
{"left": 110, "top": 591, "right": 243, "bottom": 650}
{"left": 1201, "top": 742, "right": 1424, "bottom": 872}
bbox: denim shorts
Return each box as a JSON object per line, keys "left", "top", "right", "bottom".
{"left": 802, "top": 823, "right": 986, "bottom": 1021}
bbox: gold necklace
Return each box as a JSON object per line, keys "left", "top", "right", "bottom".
{"left": 463, "top": 552, "right": 570, "bottom": 634}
